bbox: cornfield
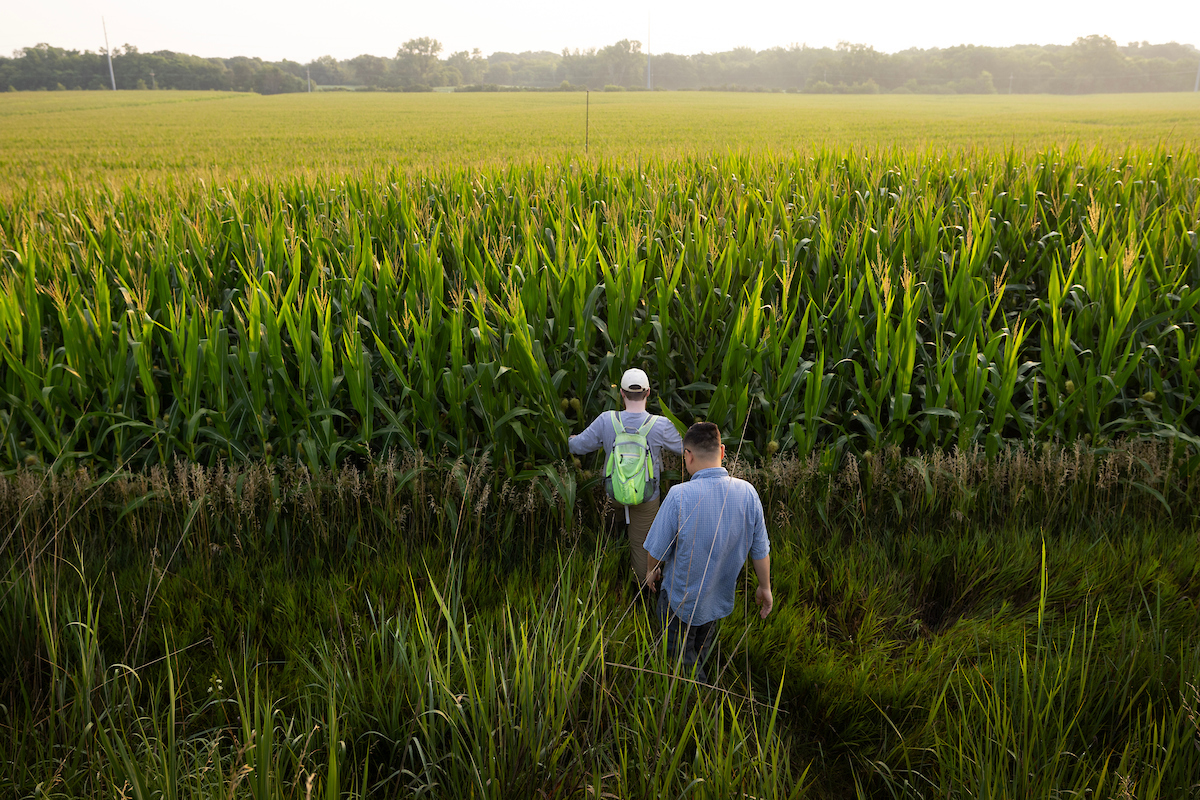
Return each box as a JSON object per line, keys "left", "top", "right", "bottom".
{"left": 1, "top": 146, "right": 1199, "bottom": 476}
{"left": 5, "top": 91, "right": 1200, "bottom": 799}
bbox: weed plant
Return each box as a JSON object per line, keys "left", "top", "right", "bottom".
{"left": 2, "top": 440, "right": 1197, "bottom": 569}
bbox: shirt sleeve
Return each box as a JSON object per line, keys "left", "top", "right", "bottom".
{"left": 747, "top": 485, "right": 770, "bottom": 560}
{"left": 654, "top": 416, "right": 684, "bottom": 455}
{"left": 569, "top": 413, "right": 609, "bottom": 456}
{"left": 644, "top": 487, "right": 679, "bottom": 561}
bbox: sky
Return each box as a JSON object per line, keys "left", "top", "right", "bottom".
{"left": 3, "top": 0, "right": 1196, "bottom": 62}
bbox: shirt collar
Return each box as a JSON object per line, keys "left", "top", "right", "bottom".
{"left": 689, "top": 467, "right": 729, "bottom": 480}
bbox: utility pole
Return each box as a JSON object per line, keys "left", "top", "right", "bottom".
{"left": 102, "top": 17, "right": 116, "bottom": 90}
{"left": 307, "top": 66, "right": 312, "bottom": 92}
{"left": 646, "top": 14, "right": 652, "bottom": 90}
{"left": 1194, "top": 59, "right": 1199, "bottom": 92}
{"left": 149, "top": 69, "right": 156, "bottom": 89}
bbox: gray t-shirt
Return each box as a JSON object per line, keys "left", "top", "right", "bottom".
{"left": 569, "top": 410, "right": 683, "bottom": 502}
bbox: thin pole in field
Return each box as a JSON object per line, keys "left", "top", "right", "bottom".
{"left": 585, "top": 90, "right": 589, "bottom": 154}
{"left": 1194, "top": 59, "right": 1199, "bottom": 92}
{"left": 307, "top": 66, "right": 312, "bottom": 92}
{"left": 102, "top": 17, "right": 116, "bottom": 90}
{"left": 646, "top": 14, "right": 652, "bottom": 90}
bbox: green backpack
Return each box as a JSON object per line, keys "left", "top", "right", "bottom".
{"left": 604, "top": 412, "right": 659, "bottom": 505}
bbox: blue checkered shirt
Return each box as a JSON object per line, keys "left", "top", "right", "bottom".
{"left": 644, "top": 467, "right": 770, "bottom": 626}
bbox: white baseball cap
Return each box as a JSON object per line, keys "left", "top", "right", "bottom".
{"left": 620, "top": 368, "right": 651, "bottom": 392}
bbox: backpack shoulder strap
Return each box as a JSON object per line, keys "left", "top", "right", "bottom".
{"left": 636, "top": 415, "right": 658, "bottom": 436}
{"left": 610, "top": 410, "right": 624, "bottom": 436}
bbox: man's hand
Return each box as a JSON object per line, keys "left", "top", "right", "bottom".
{"left": 752, "top": 556, "right": 772, "bottom": 618}
{"left": 755, "top": 585, "right": 773, "bottom": 618}
{"left": 646, "top": 566, "right": 662, "bottom": 593}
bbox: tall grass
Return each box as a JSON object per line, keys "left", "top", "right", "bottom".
{"left": 1, "top": 439, "right": 1196, "bottom": 577}
{"left": 870, "top": 544, "right": 1200, "bottom": 798}
{"left": 3, "top": 492, "right": 1198, "bottom": 797}
{"left": 3, "top": 554, "right": 805, "bottom": 799}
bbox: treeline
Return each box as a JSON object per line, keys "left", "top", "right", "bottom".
{"left": 0, "top": 43, "right": 306, "bottom": 94}
{"left": 645, "top": 37, "right": 1200, "bottom": 94}
{"left": 1, "top": 35, "right": 1197, "bottom": 94}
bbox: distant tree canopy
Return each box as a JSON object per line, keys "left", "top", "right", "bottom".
{"left": 1, "top": 35, "right": 1196, "bottom": 94}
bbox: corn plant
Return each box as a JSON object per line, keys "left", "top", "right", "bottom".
{"left": 1, "top": 147, "right": 1198, "bottom": 476}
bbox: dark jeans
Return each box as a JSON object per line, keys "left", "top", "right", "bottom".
{"left": 656, "top": 589, "right": 720, "bottom": 684}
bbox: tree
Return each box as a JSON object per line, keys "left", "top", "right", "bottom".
{"left": 837, "top": 41, "right": 884, "bottom": 86}
{"left": 598, "top": 39, "right": 642, "bottom": 87}
{"left": 396, "top": 37, "right": 442, "bottom": 85}
{"left": 349, "top": 53, "right": 388, "bottom": 86}
{"left": 254, "top": 64, "right": 303, "bottom": 94}
{"left": 307, "top": 55, "right": 349, "bottom": 86}
{"left": 646, "top": 52, "right": 696, "bottom": 90}
{"left": 484, "top": 61, "right": 512, "bottom": 85}
{"left": 1069, "top": 34, "right": 1127, "bottom": 92}
{"left": 225, "top": 57, "right": 261, "bottom": 92}
{"left": 447, "top": 49, "right": 486, "bottom": 84}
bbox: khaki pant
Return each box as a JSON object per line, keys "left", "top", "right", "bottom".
{"left": 625, "top": 496, "right": 661, "bottom": 583}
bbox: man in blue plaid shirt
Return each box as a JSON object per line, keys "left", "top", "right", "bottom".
{"left": 644, "top": 422, "right": 773, "bottom": 684}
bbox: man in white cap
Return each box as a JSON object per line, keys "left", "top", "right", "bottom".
{"left": 569, "top": 367, "right": 683, "bottom": 590}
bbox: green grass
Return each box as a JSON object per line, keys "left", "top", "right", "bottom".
{"left": 2, "top": 91, "right": 1198, "bottom": 190}
{"left": 3, "top": 511, "right": 1198, "bottom": 798}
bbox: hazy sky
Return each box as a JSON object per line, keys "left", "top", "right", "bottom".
{"left": 4, "top": 0, "right": 1195, "bottom": 62}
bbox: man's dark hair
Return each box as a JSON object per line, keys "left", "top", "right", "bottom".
{"left": 683, "top": 422, "right": 721, "bottom": 457}
{"left": 621, "top": 388, "right": 650, "bottom": 401}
